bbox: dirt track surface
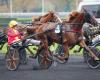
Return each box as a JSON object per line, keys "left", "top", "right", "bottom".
{"left": 0, "top": 55, "right": 100, "bottom": 80}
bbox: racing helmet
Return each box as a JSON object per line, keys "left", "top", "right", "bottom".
{"left": 9, "top": 20, "right": 18, "bottom": 28}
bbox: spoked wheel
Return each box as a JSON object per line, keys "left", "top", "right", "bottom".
{"left": 38, "top": 49, "right": 53, "bottom": 69}
{"left": 85, "top": 42, "right": 100, "bottom": 69}
{"left": 5, "top": 47, "right": 20, "bottom": 71}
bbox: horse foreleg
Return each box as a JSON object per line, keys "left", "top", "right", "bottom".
{"left": 79, "top": 40, "right": 99, "bottom": 60}
{"left": 62, "top": 43, "right": 69, "bottom": 60}
{"left": 55, "top": 43, "right": 69, "bottom": 61}
{"left": 42, "top": 35, "right": 49, "bottom": 58}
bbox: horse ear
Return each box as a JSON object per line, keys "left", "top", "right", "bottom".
{"left": 82, "top": 8, "right": 87, "bottom": 13}
{"left": 48, "top": 10, "right": 54, "bottom": 14}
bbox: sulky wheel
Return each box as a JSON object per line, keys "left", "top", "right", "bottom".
{"left": 5, "top": 47, "right": 20, "bottom": 71}
{"left": 38, "top": 48, "right": 53, "bottom": 69}
{"left": 86, "top": 42, "right": 100, "bottom": 69}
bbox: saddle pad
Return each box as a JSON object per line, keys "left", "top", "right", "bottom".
{"left": 55, "top": 24, "right": 61, "bottom": 33}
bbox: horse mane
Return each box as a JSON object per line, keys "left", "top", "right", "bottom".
{"left": 71, "top": 12, "right": 84, "bottom": 23}
{"left": 40, "top": 11, "right": 54, "bottom": 23}
{"left": 32, "top": 16, "right": 42, "bottom": 22}
{"left": 71, "top": 12, "right": 85, "bottom": 31}
{"left": 32, "top": 11, "right": 54, "bottom": 23}
{"left": 32, "top": 11, "right": 62, "bottom": 24}
{"left": 65, "top": 11, "right": 79, "bottom": 23}
{"left": 62, "top": 11, "right": 85, "bottom": 32}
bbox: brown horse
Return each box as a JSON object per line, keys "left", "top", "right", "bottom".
{"left": 26, "top": 10, "right": 99, "bottom": 63}
{"left": 28, "top": 11, "right": 62, "bottom": 35}
{"left": 32, "top": 10, "right": 62, "bottom": 24}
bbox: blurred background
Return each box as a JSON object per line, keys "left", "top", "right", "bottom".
{"left": 0, "top": 0, "right": 80, "bottom": 13}
{"left": 0, "top": 0, "right": 100, "bottom": 26}
{"left": 0, "top": 0, "right": 100, "bottom": 54}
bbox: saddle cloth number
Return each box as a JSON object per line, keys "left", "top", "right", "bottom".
{"left": 55, "top": 24, "right": 60, "bottom": 33}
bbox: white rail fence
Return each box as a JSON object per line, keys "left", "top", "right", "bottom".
{"left": 0, "top": 12, "right": 70, "bottom": 18}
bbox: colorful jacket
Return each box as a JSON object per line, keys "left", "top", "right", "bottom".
{"left": 7, "top": 27, "right": 21, "bottom": 45}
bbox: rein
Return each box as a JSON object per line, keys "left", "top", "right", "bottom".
{"left": 69, "top": 13, "right": 85, "bottom": 32}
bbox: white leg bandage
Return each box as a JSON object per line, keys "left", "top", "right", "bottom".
{"left": 25, "top": 39, "right": 41, "bottom": 45}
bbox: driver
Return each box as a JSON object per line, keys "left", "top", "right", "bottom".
{"left": 7, "top": 20, "right": 41, "bottom": 45}
{"left": 7, "top": 20, "right": 41, "bottom": 58}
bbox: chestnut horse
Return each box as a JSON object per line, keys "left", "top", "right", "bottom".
{"left": 26, "top": 10, "right": 99, "bottom": 63}
{"left": 32, "top": 11, "right": 62, "bottom": 24}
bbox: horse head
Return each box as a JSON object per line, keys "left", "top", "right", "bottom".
{"left": 83, "top": 9, "right": 98, "bottom": 26}
{"left": 64, "top": 11, "right": 98, "bottom": 32}
{"left": 32, "top": 11, "right": 62, "bottom": 24}
{"left": 40, "top": 11, "right": 54, "bottom": 23}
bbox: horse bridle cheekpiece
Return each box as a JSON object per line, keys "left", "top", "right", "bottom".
{"left": 83, "top": 8, "right": 98, "bottom": 26}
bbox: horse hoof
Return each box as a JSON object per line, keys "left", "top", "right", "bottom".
{"left": 53, "top": 55, "right": 68, "bottom": 64}
{"left": 56, "top": 58, "right": 66, "bottom": 64}
{"left": 94, "top": 57, "right": 99, "bottom": 61}
{"left": 65, "top": 57, "right": 69, "bottom": 61}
